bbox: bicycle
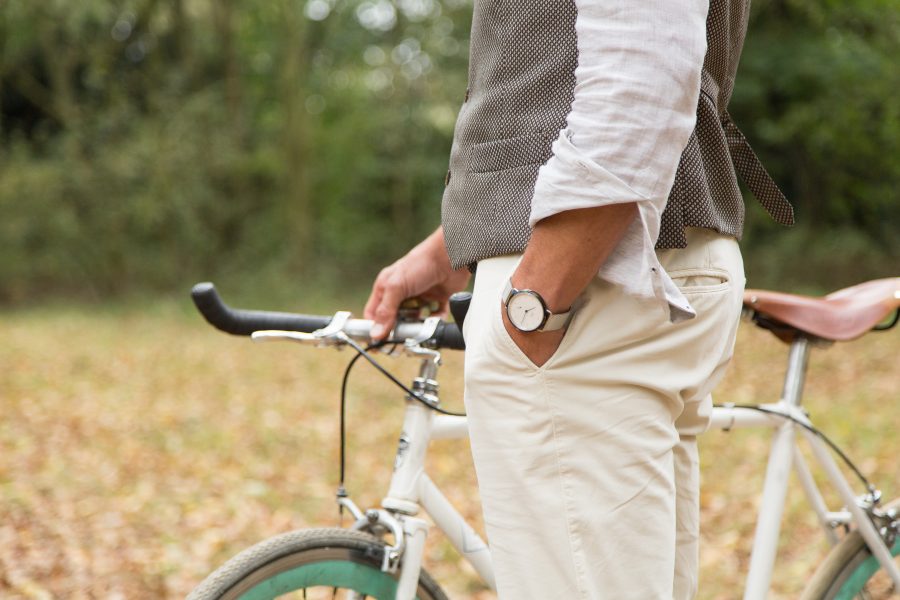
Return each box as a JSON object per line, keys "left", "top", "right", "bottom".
{"left": 187, "top": 277, "right": 900, "bottom": 600}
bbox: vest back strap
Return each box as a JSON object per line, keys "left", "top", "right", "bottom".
{"left": 723, "top": 110, "right": 795, "bottom": 226}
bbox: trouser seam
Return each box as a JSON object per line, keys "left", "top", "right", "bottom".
{"left": 541, "top": 370, "right": 590, "bottom": 600}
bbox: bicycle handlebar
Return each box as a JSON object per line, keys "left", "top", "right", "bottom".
{"left": 191, "top": 282, "right": 466, "bottom": 350}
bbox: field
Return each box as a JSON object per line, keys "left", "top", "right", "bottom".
{"left": 1, "top": 299, "right": 897, "bottom": 599}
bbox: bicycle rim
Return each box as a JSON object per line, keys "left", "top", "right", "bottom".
{"left": 829, "top": 538, "right": 900, "bottom": 600}
{"left": 189, "top": 529, "right": 446, "bottom": 600}
{"left": 228, "top": 548, "right": 416, "bottom": 599}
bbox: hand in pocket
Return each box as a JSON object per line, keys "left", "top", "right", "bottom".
{"left": 500, "top": 302, "right": 567, "bottom": 368}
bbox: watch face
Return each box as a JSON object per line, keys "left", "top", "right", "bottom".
{"left": 507, "top": 291, "right": 545, "bottom": 332}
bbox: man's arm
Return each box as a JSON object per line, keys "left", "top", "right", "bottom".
{"left": 506, "top": 0, "right": 709, "bottom": 365}
{"left": 503, "top": 202, "right": 636, "bottom": 366}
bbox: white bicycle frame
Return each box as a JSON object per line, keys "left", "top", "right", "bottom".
{"left": 338, "top": 333, "right": 900, "bottom": 600}
{"left": 709, "top": 337, "right": 900, "bottom": 598}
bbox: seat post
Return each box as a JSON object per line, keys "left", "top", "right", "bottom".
{"left": 743, "top": 335, "right": 813, "bottom": 598}
{"left": 781, "top": 336, "right": 811, "bottom": 407}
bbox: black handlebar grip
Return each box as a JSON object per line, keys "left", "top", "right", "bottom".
{"left": 448, "top": 291, "right": 472, "bottom": 334}
{"left": 191, "top": 282, "right": 331, "bottom": 336}
{"left": 431, "top": 321, "right": 466, "bottom": 351}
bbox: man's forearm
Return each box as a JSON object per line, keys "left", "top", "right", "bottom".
{"left": 512, "top": 203, "right": 638, "bottom": 312}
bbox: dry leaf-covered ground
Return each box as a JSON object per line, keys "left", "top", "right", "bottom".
{"left": 1, "top": 300, "right": 897, "bottom": 599}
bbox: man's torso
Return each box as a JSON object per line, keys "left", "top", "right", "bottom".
{"left": 441, "top": 0, "right": 791, "bottom": 270}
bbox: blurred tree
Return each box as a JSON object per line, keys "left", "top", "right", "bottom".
{"left": 732, "top": 0, "right": 900, "bottom": 288}
{"left": 0, "top": 0, "right": 895, "bottom": 302}
{"left": 0, "top": 0, "right": 471, "bottom": 301}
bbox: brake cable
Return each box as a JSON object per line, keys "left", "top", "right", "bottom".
{"left": 714, "top": 403, "right": 876, "bottom": 494}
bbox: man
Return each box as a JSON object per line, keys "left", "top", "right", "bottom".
{"left": 365, "top": 1, "right": 792, "bottom": 598}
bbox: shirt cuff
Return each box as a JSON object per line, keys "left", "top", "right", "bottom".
{"left": 528, "top": 129, "right": 657, "bottom": 228}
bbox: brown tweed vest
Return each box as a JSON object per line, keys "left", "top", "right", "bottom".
{"left": 441, "top": 0, "right": 794, "bottom": 270}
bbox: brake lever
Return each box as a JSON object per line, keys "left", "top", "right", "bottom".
{"left": 251, "top": 311, "right": 354, "bottom": 346}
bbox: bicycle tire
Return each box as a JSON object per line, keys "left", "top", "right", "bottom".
{"left": 800, "top": 499, "right": 900, "bottom": 600}
{"left": 188, "top": 528, "right": 449, "bottom": 600}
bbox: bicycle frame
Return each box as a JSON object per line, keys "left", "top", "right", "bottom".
{"left": 352, "top": 334, "right": 899, "bottom": 600}
{"left": 710, "top": 337, "right": 900, "bottom": 598}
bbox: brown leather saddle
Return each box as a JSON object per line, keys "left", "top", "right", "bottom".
{"left": 744, "top": 278, "right": 900, "bottom": 343}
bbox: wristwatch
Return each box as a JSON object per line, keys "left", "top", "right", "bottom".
{"left": 501, "top": 279, "right": 574, "bottom": 332}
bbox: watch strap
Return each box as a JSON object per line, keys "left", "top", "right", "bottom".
{"left": 542, "top": 310, "right": 573, "bottom": 332}
{"left": 501, "top": 278, "right": 515, "bottom": 305}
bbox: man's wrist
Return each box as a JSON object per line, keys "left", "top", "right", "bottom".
{"left": 411, "top": 227, "right": 450, "bottom": 268}
{"left": 509, "top": 270, "right": 573, "bottom": 314}
{"left": 511, "top": 204, "right": 637, "bottom": 312}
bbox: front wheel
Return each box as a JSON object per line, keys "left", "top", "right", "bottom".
{"left": 188, "top": 528, "right": 448, "bottom": 600}
{"left": 800, "top": 499, "right": 900, "bottom": 600}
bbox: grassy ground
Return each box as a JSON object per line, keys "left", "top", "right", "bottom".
{"left": 0, "top": 299, "right": 897, "bottom": 599}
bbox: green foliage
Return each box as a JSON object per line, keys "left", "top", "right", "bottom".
{"left": 0, "top": 0, "right": 896, "bottom": 303}
{"left": 733, "top": 0, "right": 900, "bottom": 288}
{"left": 0, "top": 0, "right": 470, "bottom": 302}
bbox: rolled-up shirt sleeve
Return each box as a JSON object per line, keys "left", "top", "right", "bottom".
{"left": 529, "top": 0, "right": 709, "bottom": 321}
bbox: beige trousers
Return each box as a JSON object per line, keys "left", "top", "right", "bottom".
{"left": 462, "top": 228, "right": 745, "bottom": 599}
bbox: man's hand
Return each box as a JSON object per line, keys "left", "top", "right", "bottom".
{"left": 364, "top": 227, "right": 471, "bottom": 340}
{"left": 501, "top": 307, "right": 566, "bottom": 368}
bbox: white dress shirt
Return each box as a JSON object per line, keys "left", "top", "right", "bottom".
{"left": 528, "top": 0, "right": 710, "bottom": 322}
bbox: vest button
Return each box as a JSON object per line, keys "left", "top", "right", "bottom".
{"left": 444, "top": 170, "right": 451, "bottom": 186}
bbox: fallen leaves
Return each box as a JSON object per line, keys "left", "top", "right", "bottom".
{"left": 0, "top": 304, "right": 896, "bottom": 598}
